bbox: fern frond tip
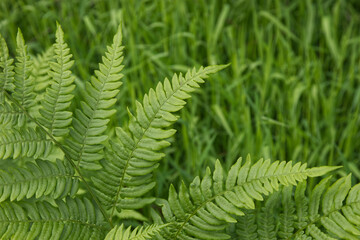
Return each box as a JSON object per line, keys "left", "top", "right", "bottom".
{"left": 113, "top": 24, "right": 123, "bottom": 45}
{"left": 16, "top": 28, "right": 25, "bottom": 47}
{"left": 306, "top": 165, "right": 342, "bottom": 177}
{"left": 204, "top": 63, "right": 230, "bottom": 74}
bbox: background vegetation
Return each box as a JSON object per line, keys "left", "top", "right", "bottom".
{"left": 1, "top": 0, "right": 359, "bottom": 197}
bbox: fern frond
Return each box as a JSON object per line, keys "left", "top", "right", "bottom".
{"left": 38, "top": 24, "right": 75, "bottom": 137}
{"left": 32, "top": 46, "right": 53, "bottom": 92}
{"left": 0, "top": 34, "right": 15, "bottom": 103}
{"left": 278, "top": 186, "right": 295, "bottom": 239}
{"left": 12, "top": 29, "right": 35, "bottom": 109}
{"left": 92, "top": 65, "right": 227, "bottom": 221}
{"left": 257, "top": 191, "right": 279, "bottom": 240}
{"left": 0, "top": 127, "right": 53, "bottom": 160}
{"left": 0, "top": 197, "right": 108, "bottom": 239}
{"left": 294, "top": 181, "right": 308, "bottom": 230}
{"left": 0, "top": 101, "right": 25, "bottom": 127}
{"left": 280, "top": 175, "right": 360, "bottom": 240}
{"left": 0, "top": 159, "right": 78, "bottom": 202}
{"left": 152, "top": 156, "right": 338, "bottom": 240}
{"left": 65, "top": 25, "right": 124, "bottom": 170}
{"left": 105, "top": 223, "right": 169, "bottom": 240}
{"left": 241, "top": 174, "right": 360, "bottom": 239}
{"left": 293, "top": 231, "right": 313, "bottom": 240}
{"left": 236, "top": 210, "right": 258, "bottom": 240}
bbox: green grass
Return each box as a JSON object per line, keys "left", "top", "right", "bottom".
{"left": 1, "top": 0, "right": 360, "bottom": 196}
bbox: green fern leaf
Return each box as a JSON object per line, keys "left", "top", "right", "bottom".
{"left": 38, "top": 24, "right": 76, "bottom": 137}
{"left": 257, "top": 191, "right": 279, "bottom": 240}
{"left": 289, "top": 175, "right": 360, "bottom": 240}
{"left": 0, "top": 127, "right": 53, "bottom": 160}
{"left": 294, "top": 181, "right": 308, "bottom": 229}
{"left": 0, "top": 159, "right": 78, "bottom": 202}
{"left": 0, "top": 197, "right": 108, "bottom": 239}
{"left": 0, "top": 33, "right": 15, "bottom": 103}
{"left": 0, "top": 101, "right": 25, "bottom": 127}
{"left": 32, "top": 46, "right": 54, "bottom": 92}
{"left": 246, "top": 174, "right": 360, "bottom": 240}
{"left": 278, "top": 186, "right": 295, "bottom": 239}
{"left": 293, "top": 231, "right": 313, "bottom": 240}
{"left": 236, "top": 210, "right": 258, "bottom": 240}
{"left": 65, "top": 25, "right": 124, "bottom": 170}
{"left": 105, "top": 224, "right": 169, "bottom": 240}
{"left": 152, "top": 156, "right": 338, "bottom": 240}
{"left": 12, "top": 29, "right": 35, "bottom": 110}
{"left": 92, "top": 65, "right": 226, "bottom": 221}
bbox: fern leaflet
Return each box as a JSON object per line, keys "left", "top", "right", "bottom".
{"left": 12, "top": 29, "right": 35, "bottom": 110}
{"left": 257, "top": 191, "right": 279, "bottom": 240}
{"left": 105, "top": 224, "right": 169, "bottom": 240}
{"left": 38, "top": 24, "right": 76, "bottom": 137}
{"left": 278, "top": 186, "right": 295, "bottom": 239}
{"left": 0, "top": 197, "right": 107, "bottom": 239}
{"left": 32, "top": 46, "right": 53, "bottom": 93}
{"left": 65, "top": 25, "right": 124, "bottom": 170}
{"left": 236, "top": 209, "right": 258, "bottom": 240}
{"left": 0, "top": 33, "right": 15, "bottom": 103}
{"left": 0, "top": 127, "right": 53, "bottom": 159}
{"left": 0, "top": 101, "right": 25, "bottom": 127}
{"left": 0, "top": 159, "right": 78, "bottom": 202}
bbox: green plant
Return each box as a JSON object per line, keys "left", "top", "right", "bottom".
{"left": 0, "top": 23, "right": 359, "bottom": 240}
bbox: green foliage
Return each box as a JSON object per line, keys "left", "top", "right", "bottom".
{"left": 3, "top": 1, "right": 360, "bottom": 181}
{"left": 65, "top": 24, "right": 124, "bottom": 170}
{"left": 105, "top": 224, "right": 168, "bottom": 240}
{"left": 0, "top": 101, "right": 24, "bottom": 127}
{"left": 232, "top": 176, "right": 360, "bottom": 240}
{"left": 0, "top": 159, "right": 78, "bottom": 202}
{"left": 296, "top": 175, "right": 360, "bottom": 240}
{"left": 0, "top": 197, "right": 107, "bottom": 240}
{"left": 150, "top": 157, "right": 337, "bottom": 239}
{"left": 38, "top": 24, "right": 75, "bottom": 137}
{"left": 0, "top": 127, "right": 53, "bottom": 159}
{"left": 0, "top": 34, "right": 14, "bottom": 103}
{"left": 32, "top": 46, "right": 53, "bottom": 93}
{"left": 0, "top": 22, "right": 357, "bottom": 240}
{"left": 13, "top": 30, "right": 35, "bottom": 110}
{"left": 92, "top": 64, "right": 227, "bottom": 222}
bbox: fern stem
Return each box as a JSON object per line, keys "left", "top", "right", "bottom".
{"left": 4, "top": 91, "right": 114, "bottom": 228}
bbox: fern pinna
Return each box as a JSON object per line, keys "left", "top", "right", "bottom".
{"left": 0, "top": 23, "right": 356, "bottom": 240}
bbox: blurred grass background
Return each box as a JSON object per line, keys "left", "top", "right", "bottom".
{"left": 1, "top": 0, "right": 360, "bottom": 196}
